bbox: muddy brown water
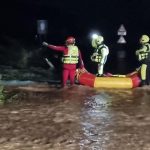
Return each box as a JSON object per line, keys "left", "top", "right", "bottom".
{"left": 0, "top": 83, "right": 150, "bottom": 150}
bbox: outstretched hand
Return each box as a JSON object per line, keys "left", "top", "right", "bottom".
{"left": 42, "top": 42, "right": 49, "bottom": 47}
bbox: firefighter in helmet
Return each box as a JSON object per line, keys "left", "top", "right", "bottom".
{"left": 135, "top": 34, "right": 150, "bottom": 86}
{"left": 91, "top": 35, "right": 109, "bottom": 77}
{"left": 42, "top": 36, "right": 84, "bottom": 88}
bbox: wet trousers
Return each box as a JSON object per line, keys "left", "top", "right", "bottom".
{"left": 140, "top": 62, "right": 150, "bottom": 85}
{"left": 97, "top": 56, "right": 107, "bottom": 75}
{"left": 62, "top": 64, "right": 76, "bottom": 87}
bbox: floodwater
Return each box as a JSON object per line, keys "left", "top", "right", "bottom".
{"left": 0, "top": 83, "right": 150, "bottom": 150}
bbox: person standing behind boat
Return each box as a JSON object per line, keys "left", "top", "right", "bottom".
{"left": 135, "top": 34, "right": 150, "bottom": 86}
{"left": 42, "top": 36, "right": 85, "bottom": 88}
{"left": 91, "top": 35, "right": 109, "bottom": 77}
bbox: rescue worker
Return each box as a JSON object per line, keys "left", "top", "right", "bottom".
{"left": 42, "top": 36, "right": 85, "bottom": 88}
{"left": 90, "top": 35, "right": 109, "bottom": 77}
{"left": 135, "top": 34, "right": 150, "bottom": 86}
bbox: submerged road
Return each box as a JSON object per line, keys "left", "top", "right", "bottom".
{"left": 0, "top": 83, "right": 150, "bottom": 150}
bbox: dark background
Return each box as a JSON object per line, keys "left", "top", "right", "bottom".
{"left": 0, "top": 0, "right": 150, "bottom": 74}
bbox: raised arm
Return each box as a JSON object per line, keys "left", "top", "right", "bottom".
{"left": 42, "top": 42, "right": 65, "bottom": 52}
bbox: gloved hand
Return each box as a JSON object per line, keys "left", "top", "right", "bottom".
{"left": 42, "top": 42, "right": 49, "bottom": 47}
{"left": 91, "top": 52, "right": 98, "bottom": 60}
{"left": 92, "top": 52, "right": 98, "bottom": 56}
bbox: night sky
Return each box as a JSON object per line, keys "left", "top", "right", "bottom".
{"left": 1, "top": 0, "right": 150, "bottom": 40}
{"left": 0, "top": 0, "right": 150, "bottom": 72}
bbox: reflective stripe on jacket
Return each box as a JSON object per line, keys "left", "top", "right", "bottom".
{"left": 62, "top": 45, "right": 79, "bottom": 64}
{"left": 91, "top": 44, "right": 109, "bottom": 63}
{"left": 136, "top": 43, "right": 150, "bottom": 61}
{"left": 91, "top": 53, "right": 102, "bottom": 62}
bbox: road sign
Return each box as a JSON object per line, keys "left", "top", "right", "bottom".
{"left": 37, "top": 20, "right": 48, "bottom": 35}
{"left": 117, "top": 36, "right": 126, "bottom": 44}
{"left": 117, "top": 24, "right": 127, "bottom": 36}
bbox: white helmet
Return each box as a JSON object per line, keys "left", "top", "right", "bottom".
{"left": 92, "top": 35, "right": 104, "bottom": 48}
{"left": 139, "top": 35, "right": 149, "bottom": 44}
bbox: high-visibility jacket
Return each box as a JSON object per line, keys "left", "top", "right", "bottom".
{"left": 91, "top": 52, "right": 102, "bottom": 62}
{"left": 62, "top": 45, "right": 79, "bottom": 64}
{"left": 91, "top": 44, "right": 109, "bottom": 63}
{"left": 47, "top": 44, "right": 84, "bottom": 68}
{"left": 136, "top": 43, "right": 150, "bottom": 62}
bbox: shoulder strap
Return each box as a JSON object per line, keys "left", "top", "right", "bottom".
{"left": 145, "top": 43, "right": 150, "bottom": 51}
{"left": 98, "top": 44, "right": 108, "bottom": 50}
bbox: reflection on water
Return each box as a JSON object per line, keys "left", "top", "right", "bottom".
{"left": 80, "top": 88, "right": 150, "bottom": 150}
{"left": 80, "top": 91, "right": 113, "bottom": 150}
{"left": 0, "top": 85, "right": 150, "bottom": 150}
{"left": 83, "top": 93, "right": 112, "bottom": 137}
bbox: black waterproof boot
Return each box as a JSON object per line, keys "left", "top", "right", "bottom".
{"left": 96, "top": 73, "right": 104, "bottom": 77}
{"left": 141, "top": 80, "right": 147, "bottom": 86}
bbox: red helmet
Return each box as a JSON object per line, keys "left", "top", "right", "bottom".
{"left": 66, "top": 36, "right": 75, "bottom": 45}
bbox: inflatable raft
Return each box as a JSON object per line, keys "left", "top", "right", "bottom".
{"left": 76, "top": 69, "right": 141, "bottom": 89}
